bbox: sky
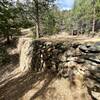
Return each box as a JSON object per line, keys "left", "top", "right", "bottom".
{"left": 14, "top": 0, "right": 74, "bottom": 11}
{"left": 55, "top": 0, "right": 74, "bottom": 10}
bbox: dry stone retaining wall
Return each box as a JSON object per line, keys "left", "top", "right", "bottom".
{"left": 19, "top": 38, "right": 100, "bottom": 100}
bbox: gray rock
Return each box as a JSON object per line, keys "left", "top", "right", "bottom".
{"left": 58, "top": 54, "right": 67, "bottom": 62}
{"left": 95, "top": 46, "right": 100, "bottom": 52}
{"left": 86, "top": 42, "right": 100, "bottom": 53}
{"left": 67, "top": 57, "right": 77, "bottom": 62}
{"left": 95, "top": 42, "right": 100, "bottom": 46}
{"left": 75, "top": 48, "right": 82, "bottom": 56}
{"left": 79, "top": 43, "right": 100, "bottom": 53}
{"left": 66, "top": 50, "right": 74, "bottom": 56}
{"left": 86, "top": 58, "right": 100, "bottom": 64}
{"left": 91, "top": 91, "right": 100, "bottom": 100}
{"left": 79, "top": 45, "right": 88, "bottom": 53}
{"left": 88, "top": 46, "right": 97, "bottom": 52}
{"left": 75, "top": 58, "right": 85, "bottom": 63}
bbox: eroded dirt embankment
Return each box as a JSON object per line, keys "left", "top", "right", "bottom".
{"left": 0, "top": 36, "right": 100, "bottom": 100}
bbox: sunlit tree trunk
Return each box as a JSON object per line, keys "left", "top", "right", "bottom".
{"left": 36, "top": 20, "right": 40, "bottom": 39}
{"left": 92, "top": 0, "right": 96, "bottom": 34}
{"left": 34, "top": 0, "right": 40, "bottom": 39}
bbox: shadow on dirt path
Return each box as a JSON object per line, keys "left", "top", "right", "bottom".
{"left": 0, "top": 70, "right": 56, "bottom": 100}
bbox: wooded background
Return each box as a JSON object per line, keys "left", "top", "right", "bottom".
{"left": 0, "top": 0, "right": 100, "bottom": 41}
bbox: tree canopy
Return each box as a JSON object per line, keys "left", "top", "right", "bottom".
{"left": 0, "top": 0, "right": 100, "bottom": 40}
{"left": 63, "top": 0, "right": 100, "bottom": 35}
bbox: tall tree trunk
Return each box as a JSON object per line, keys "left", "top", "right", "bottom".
{"left": 92, "top": 1, "right": 96, "bottom": 34}
{"left": 36, "top": 21, "right": 40, "bottom": 39}
{"left": 35, "top": 0, "right": 40, "bottom": 39}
